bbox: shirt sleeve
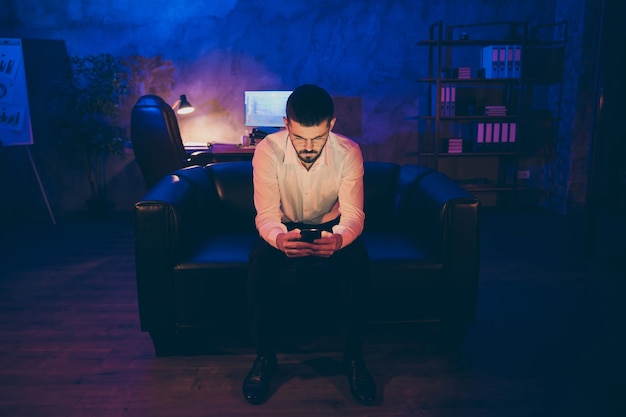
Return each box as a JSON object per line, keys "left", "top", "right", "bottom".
{"left": 332, "top": 144, "right": 365, "bottom": 248}
{"left": 252, "top": 139, "right": 288, "bottom": 249}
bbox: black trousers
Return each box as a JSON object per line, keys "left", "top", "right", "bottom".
{"left": 247, "top": 220, "right": 371, "bottom": 359}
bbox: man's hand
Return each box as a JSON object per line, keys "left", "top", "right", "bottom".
{"left": 276, "top": 229, "right": 342, "bottom": 258}
{"left": 309, "top": 231, "right": 342, "bottom": 257}
{"left": 276, "top": 229, "right": 312, "bottom": 258}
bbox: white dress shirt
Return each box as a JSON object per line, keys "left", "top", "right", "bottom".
{"left": 252, "top": 129, "right": 365, "bottom": 250}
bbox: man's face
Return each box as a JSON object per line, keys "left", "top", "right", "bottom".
{"left": 284, "top": 117, "right": 336, "bottom": 165}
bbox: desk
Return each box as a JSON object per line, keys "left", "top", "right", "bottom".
{"left": 187, "top": 143, "right": 255, "bottom": 163}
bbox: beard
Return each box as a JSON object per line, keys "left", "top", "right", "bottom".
{"left": 296, "top": 139, "right": 327, "bottom": 165}
{"left": 297, "top": 150, "right": 321, "bottom": 164}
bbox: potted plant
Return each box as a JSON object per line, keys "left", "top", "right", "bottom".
{"left": 120, "top": 54, "right": 175, "bottom": 110}
{"left": 54, "top": 53, "right": 128, "bottom": 219}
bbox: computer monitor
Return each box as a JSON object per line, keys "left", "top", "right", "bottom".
{"left": 244, "top": 90, "right": 292, "bottom": 128}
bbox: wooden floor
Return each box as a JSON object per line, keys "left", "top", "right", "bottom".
{"left": 0, "top": 208, "right": 624, "bottom": 417}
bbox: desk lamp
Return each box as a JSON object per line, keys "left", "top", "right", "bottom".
{"left": 172, "top": 94, "right": 195, "bottom": 115}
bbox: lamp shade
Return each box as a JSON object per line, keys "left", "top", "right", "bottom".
{"left": 174, "top": 94, "right": 195, "bottom": 115}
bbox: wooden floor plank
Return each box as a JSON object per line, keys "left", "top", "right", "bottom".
{"left": 0, "top": 210, "right": 625, "bottom": 417}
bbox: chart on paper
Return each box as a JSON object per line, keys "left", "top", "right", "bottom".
{"left": 0, "top": 38, "right": 33, "bottom": 147}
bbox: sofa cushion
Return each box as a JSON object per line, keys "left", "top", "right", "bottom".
{"left": 171, "top": 230, "right": 445, "bottom": 327}
{"left": 362, "top": 231, "right": 439, "bottom": 265}
{"left": 176, "top": 233, "right": 256, "bottom": 269}
{"left": 174, "top": 231, "right": 441, "bottom": 272}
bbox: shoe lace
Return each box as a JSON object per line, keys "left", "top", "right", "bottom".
{"left": 352, "top": 359, "right": 374, "bottom": 385}
{"left": 251, "top": 356, "right": 274, "bottom": 378}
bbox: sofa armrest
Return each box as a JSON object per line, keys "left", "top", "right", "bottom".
{"left": 134, "top": 165, "right": 212, "bottom": 331}
{"left": 408, "top": 169, "right": 481, "bottom": 324}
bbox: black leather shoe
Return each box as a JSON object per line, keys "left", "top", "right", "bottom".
{"left": 242, "top": 355, "right": 277, "bottom": 405}
{"left": 343, "top": 357, "right": 377, "bottom": 405}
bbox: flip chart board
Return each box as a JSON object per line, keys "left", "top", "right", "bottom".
{"left": 0, "top": 38, "right": 33, "bottom": 147}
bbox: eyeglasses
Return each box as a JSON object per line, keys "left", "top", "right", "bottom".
{"left": 288, "top": 132, "right": 329, "bottom": 147}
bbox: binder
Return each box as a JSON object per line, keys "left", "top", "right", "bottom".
{"left": 509, "top": 122, "right": 517, "bottom": 144}
{"left": 439, "top": 85, "right": 447, "bottom": 116}
{"left": 501, "top": 122, "right": 509, "bottom": 144}
{"left": 493, "top": 122, "right": 501, "bottom": 145}
{"left": 450, "top": 85, "right": 456, "bottom": 116}
{"left": 513, "top": 46, "right": 522, "bottom": 78}
{"left": 482, "top": 46, "right": 499, "bottom": 78}
{"left": 485, "top": 123, "right": 493, "bottom": 147}
{"left": 507, "top": 46, "right": 514, "bottom": 78}
{"left": 477, "top": 122, "right": 485, "bottom": 150}
{"left": 498, "top": 46, "right": 507, "bottom": 78}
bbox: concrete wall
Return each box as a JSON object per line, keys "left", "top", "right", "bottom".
{"left": 1, "top": 0, "right": 594, "bottom": 220}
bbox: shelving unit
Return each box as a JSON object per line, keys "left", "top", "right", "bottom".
{"left": 412, "top": 20, "right": 567, "bottom": 207}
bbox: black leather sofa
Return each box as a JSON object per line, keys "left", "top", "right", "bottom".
{"left": 134, "top": 161, "right": 481, "bottom": 356}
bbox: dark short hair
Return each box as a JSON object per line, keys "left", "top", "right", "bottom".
{"left": 285, "top": 84, "right": 334, "bottom": 127}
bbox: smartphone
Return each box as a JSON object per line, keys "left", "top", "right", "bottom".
{"left": 300, "top": 228, "right": 322, "bottom": 243}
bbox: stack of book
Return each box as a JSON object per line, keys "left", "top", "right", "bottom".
{"left": 457, "top": 67, "right": 471, "bottom": 79}
{"left": 484, "top": 105, "right": 507, "bottom": 116}
{"left": 447, "top": 138, "right": 463, "bottom": 153}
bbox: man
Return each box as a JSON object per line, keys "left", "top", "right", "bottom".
{"left": 242, "top": 84, "right": 376, "bottom": 405}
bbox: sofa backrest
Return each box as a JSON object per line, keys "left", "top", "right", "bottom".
{"left": 203, "top": 161, "right": 256, "bottom": 233}
{"left": 363, "top": 162, "right": 435, "bottom": 231}
{"left": 194, "top": 160, "right": 436, "bottom": 234}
